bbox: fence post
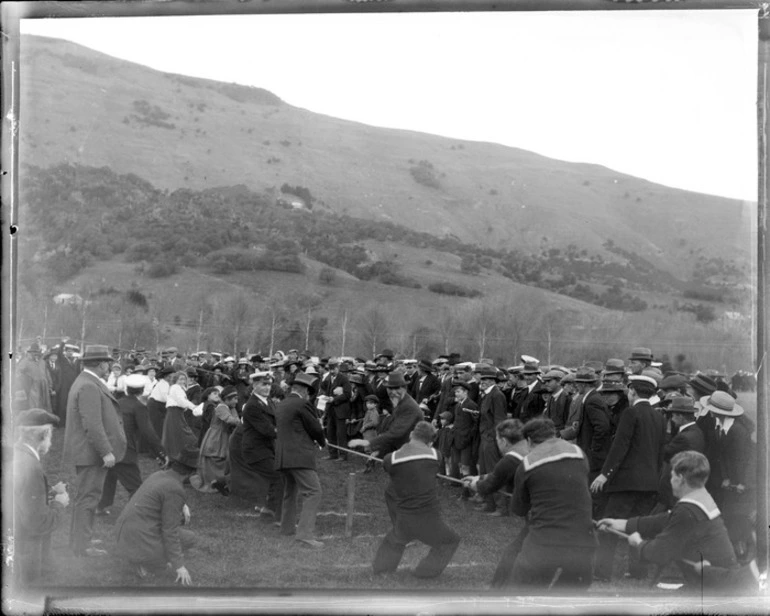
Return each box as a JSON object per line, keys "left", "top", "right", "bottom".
{"left": 345, "top": 472, "right": 356, "bottom": 538}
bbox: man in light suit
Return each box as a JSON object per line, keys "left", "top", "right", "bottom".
{"left": 63, "top": 344, "right": 127, "bottom": 557}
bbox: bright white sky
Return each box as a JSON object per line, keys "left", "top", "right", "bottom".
{"left": 20, "top": 9, "right": 758, "bottom": 201}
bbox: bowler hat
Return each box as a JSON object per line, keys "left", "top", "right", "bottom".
{"left": 418, "top": 359, "right": 434, "bottom": 373}
{"left": 375, "top": 348, "right": 395, "bottom": 360}
{"left": 474, "top": 364, "right": 498, "bottom": 380}
{"left": 574, "top": 366, "right": 599, "bottom": 383}
{"left": 665, "top": 395, "right": 697, "bottom": 414}
{"left": 383, "top": 372, "right": 408, "bottom": 388}
{"left": 629, "top": 347, "right": 653, "bottom": 362}
{"left": 16, "top": 408, "right": 59, "bottom": 427}
{"left": 699, "top": 391, "right": 744, "bottom": 417}
{"left": 660, "top": 374, "right": 687, "bottom": 391}
{"left": 292, "top": 372, "right": 318, "bottom": 391}
{"left": 602, "top": 359, "right": 626, "bottom": 375}
{"left": 81, "top": 344, "right": 113, "bottom": 363}
{"left": 689, "top": 373, "right": 717, "bottom": 397}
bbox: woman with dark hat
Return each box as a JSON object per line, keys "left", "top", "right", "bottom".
{"left": 195, "top": 385, "right": 240, "bottom": 492}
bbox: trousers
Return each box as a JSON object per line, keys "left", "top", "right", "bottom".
{"left": 97, "top": 462, "right": 143, "bottom": 510}
{"left": 280, "top": 468, "right": 322, "bottom": 541}
{"left": 70, "top": 464, "right": 108, "bottom": 555}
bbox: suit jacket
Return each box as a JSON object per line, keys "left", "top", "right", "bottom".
{"left": 600, "top": 399, "right": 666, "bottom": 492}
{"left": 517, "top": 381, "right": 546, "bottom": 424}
{"left": 368, "top": 394, "right": 423, "bottom": 457}
{"left": 409, "top": 373, "right": 441, "bottom": 418}
{"left": 13, "top": 445, "right": 65, "bottom": 541}
{"left": 544, "top": 389, "right": 571, "bottom": 432}
{"left": 560, "top": 394, "right": 584, "bottom": 440}
{"left": 55, "top": 353, "right": 80, "bottom": 420}
{"left": 119, "top": 394, "right": 164, "bottom": 464}
{"left": 451, "top": 398, "right": 479, "bottom": 451}
{"left": 325, "top": 373, "right": 352, "bottom": 420}
{"left": 241, "top": 393, "right": 278, "bottom": 464}
{"left": 434, "top": 374, "right": 456, "bottom": 418}
{"left": 274, "top": 393, "right": 326, "bottom": 470}
{"left": 664, "top": 422, "right": 706, "bottom": 462}
{"left": 63, "top": 370, "right": 127, "bottom": 467}
{"left": 576, "top": 389, "right": 611, "bottom": 473}
{"left": 478, "top": 386, "right": 508, "bottom": 442}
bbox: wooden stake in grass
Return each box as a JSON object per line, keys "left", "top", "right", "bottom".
{"left": 346, "top": 472, "right": 355, "bottom": 538}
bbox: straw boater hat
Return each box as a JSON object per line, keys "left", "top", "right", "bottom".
{"left": 699, "top": 391, "right": 744, "bottom": 417}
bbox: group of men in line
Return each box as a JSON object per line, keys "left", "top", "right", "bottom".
{"left": 9, "top": 340, "right": 760, "bottom": 593}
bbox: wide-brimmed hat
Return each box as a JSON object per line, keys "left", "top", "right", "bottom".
{"left": 349, "top": 372, "right": 364, "bottom": 384}
{"left": 16, "top": 408, "right": 60, "bottom": 426}
{"left": 665, "top": 395, "right": 697, "bottom": 414}
{"left": 574, "top": 367, "right": 599, "bottom": 383}
{"left": 689, "top": 373, "right": 717, "bottom": 397}
{"left": 629, "top": 347, "right": 654, "bottom": 362}
{"left": 700, "top": 391, "right": 744, "bottom": 417}
{"left": 81, "top": 344, "right": 113, "bottom": 363}
{"left": 292, "top": 372, "right": 318, "bottom": 391}
{"left": 383, "top": 372, "right": 408, "bottom": 388}
{"left": 521, "top": 361, "right": 541, "bottom": 375}
{"left": 627, "top": 374, "right": 658, "bottom": 389}
{"left": 220, "top": 385, "right": 239, "bottom": 400}
{"left": 201, "top": 386, "right": 221, "bottom": 400}
{"left": 156, "top": 366, "right": 175, "bottom": 379}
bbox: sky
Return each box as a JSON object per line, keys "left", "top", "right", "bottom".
{"left": 19, "top": 8, "right": 759, "bottom": 201}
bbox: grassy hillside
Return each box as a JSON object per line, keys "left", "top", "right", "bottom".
{"left": 19, "top": 34, "right": 753, "bottom": 283}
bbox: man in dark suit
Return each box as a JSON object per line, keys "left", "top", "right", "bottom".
{"left": 237, "top": 371, "right": 284, "bottom": 519}
{"left": 654, "top": 395, "right": 705, "bottom": 511}
{"left": 275, "top": 373, "right": 326, "bottom": 549}
{"left": 515, "top": 361, "right": 546, "bottom": 423}
{"left": 63, "top": 344, "right": 127, "bottom": 557}
{"left": 95, "top": 374, "right": 166, "bottom": 516}
{"left": 474, "top": 364, "right": 509, "bottom": 514}
{"left": 12, "top": 409, "right": 70, "bottom": 586}
{"left": 590, "top": 375, "right": 667, "bottom": 581}
{"left": 409, "top": 359, "right": 441, "bottom": 421}
{"left": 321, "top": 359, "right": 352, "bottom": 461}
{"left": 53, "top": 341, "right": 81, "bottom": 427}
{"left": 350, "top": 372, "right": 423, "bottom": 459}
{"left": 574, "top": 367, "right": 611, "bottom": 517}
{"left": 541, "top": 369, "right": 570, "bottom": 432}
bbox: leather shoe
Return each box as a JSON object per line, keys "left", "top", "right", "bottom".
{"left": 211, "top": 479, "right": 230, "bottom": 497}
{"left": 296, "top": 538, "right": 324, "bottom": 549}
{"left": 82, "top": 547, "right": 108, "bottom": 557}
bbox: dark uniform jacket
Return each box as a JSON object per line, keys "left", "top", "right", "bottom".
{"left": 434, "top": 374, "right": 456, "bottom": 418}
{"left": 63, "top": 370, "right": 127, "bottom": 467}
{"left": 600, "top": 399, "right": 666, "bottom": 493}
{"left": 115, "top": 470, "right": 188, "bottom": 569}
{"left": 575, "top": 389, "right": 611, "bottom": 474}
{"left": 478, "top": 386, "right": 508, "bottom": 443}
{"left": 241, "top": 393, "right": 278, "bottom": 465}
{"left": 512, "top": 438, "right": 597, "bottom": 549}
{"left": 118, "top": 395, "right": 164, "bottom": 464}
{"left": 657, "top": 422, "right": 706, "bottom": 508}
{"left": 476, "top": 441, "right": 528, "bottom": 497}
{"left": 627, "top": 488, "right": 738, "bottom": 589}
{"left": 274, "top": 392, "right": 326, "bottom": 470}
{"left": 383, "top": 440, "right": 442, "bottom": 514}
{"left": 368, "top": 394, "right": 423, "bottom": 457}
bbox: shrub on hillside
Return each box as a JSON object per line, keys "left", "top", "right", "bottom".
{"left": 319, "top": 267, "right": 337, "bottom": 285}
{"left": 409, "top": 160, "right": 441, "bottom": 189}
{"left": 428, "top": 282, "right": 482, "bottom": 298}
{"left": 146, "top": 260, "right": 179, "bottom": 278}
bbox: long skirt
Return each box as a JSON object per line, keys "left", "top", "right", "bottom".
{"left": 162, "top": 406, "right": 199, "bottom": 463}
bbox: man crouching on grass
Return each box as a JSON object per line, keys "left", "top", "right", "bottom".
{"left": 372, "top": 421, "right": 461, "bottom": 578}
{"left": 115, "top": 452, "right": 197, "bottom": 585}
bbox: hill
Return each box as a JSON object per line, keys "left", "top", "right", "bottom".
{"left": 19, "top": 34, "right": 753, "bottom": 284}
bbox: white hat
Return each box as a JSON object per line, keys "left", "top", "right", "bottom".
{"left": 125, "top": 374, "right": 148, "bottom": 390}
{"left": 250, "top": 370, "right": 274, "bottom": 382}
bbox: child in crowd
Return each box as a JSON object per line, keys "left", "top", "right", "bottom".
{"left": 435, "top": 411, "right": 455, "bottom": 476}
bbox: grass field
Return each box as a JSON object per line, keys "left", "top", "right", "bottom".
{"left": 19, "top": 429, "right": 687, "bottom": 595}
